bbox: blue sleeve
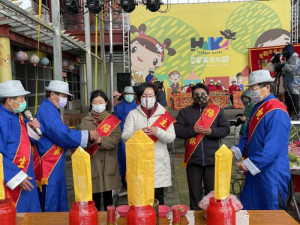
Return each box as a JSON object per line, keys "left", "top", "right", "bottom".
{"left": 235, "top": 124, "right": 248, "bottom": 155}
{"left": 248, "top": 111, "right": 290, "bottom": 171}
{"left": 38, "top": 110, "right": 82, "bottom": 149}
{"left": 0, "top": 120, "right": 21, "bottom": 184}
{"left": 114, "top": 103, "right": 122, "bottom": 120}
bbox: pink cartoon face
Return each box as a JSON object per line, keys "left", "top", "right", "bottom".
{"left": 170, "top": 73, "right": 181, "bottom": 83}
{"left": 131, "top": 41, "right": 163, "bottom": 72}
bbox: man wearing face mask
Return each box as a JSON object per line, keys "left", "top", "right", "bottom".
{"left": 114, "top": 86, "right": 137, "bottom": 187}
{"left": 33, "top": 80, "right": 99, "bottom": 212}
{"left": 0, "top": 80, "right": 41, "bottom": 212}
{"left": 282, "top": 44, "right": 300, "bottom": 119}
{"left": 231, "top": 70, "right": 291, "bottom": 210}
{"left": 174, "top": 83, "right": 230, "bottom": 210}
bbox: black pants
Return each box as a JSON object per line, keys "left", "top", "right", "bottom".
{"left": 155, "top": 188, "right": 164, "bottom": 205}
{"left": 284, "top": 91, "right": 299, "bottom": 116}
{"left": 186, "top": 165, "right": 214, "bottom": 210}
{"left": 93, "top": 191, "right": 113, "bottom": 211}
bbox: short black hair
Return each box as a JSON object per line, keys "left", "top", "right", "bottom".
{"left": 136, "top": 82, "right": 158, "bottom": 103}
{"left": 89, "top": 90, "right": 111, "bottom": 112}
{"left": 192, "top": 83, "right": 210, "bottom": 96}
{"left": 46, "top": 90, "right": 61, "bottom": 98}
{"left": 258, "top": 82, "right": 275, "bottom": 93}
{"left": 0, "top": 97, "right": 17, "bottom": 105}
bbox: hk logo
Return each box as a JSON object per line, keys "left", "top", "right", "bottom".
{"left": 191, "top": 29, "right": 236, "bottom": 51}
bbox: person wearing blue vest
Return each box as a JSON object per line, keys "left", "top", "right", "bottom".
{"left": 0, "top": 80, "right": 41, "bottom": 212}
{"left": 145, "top": 68, "right": 157, "bottom": 83}
{"left": 114, "top": 86, "right": 138, "bottom": 187}
{"left": 33, "top": 80, "right": 98, "bottom": 212}
{"left": 231, "top": 70, "right": 291, "bottom": 210}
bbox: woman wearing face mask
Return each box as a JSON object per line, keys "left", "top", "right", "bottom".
{"left": 80, "top": 90, "right": 121, "bottom": 211}
{"left": 122, "top": 83, "right": 176, "bottom": 205}
{"left": 174, "top": 83, "right": 230, "bottom": 210}
{"left": 237, "top": 90, "right": 255, "bottom": 137}
{"left": 114, "top": 86, "right": 138, "bottom": 188}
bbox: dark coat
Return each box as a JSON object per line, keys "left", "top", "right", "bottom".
{"left": 174, "top": 104, "right": 230, "bottom": 166}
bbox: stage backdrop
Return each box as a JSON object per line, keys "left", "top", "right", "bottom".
{"left": 130, "top": 0, "right": 290, "bottom": 90}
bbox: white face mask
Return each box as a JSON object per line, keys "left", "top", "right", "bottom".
{"left": 52, "top": 94, "right": 68, "bottom": 109}
{"left": 141, "top": 97, "right": 156, "bottom": 109}
{"left": 92, "top": 104, "right": 106, "bottom": 113}
{"left": 249, "top": 88, "right": 266, "bottom": 103}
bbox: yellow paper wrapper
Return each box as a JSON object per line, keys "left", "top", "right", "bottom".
{"left": 71, "top": 147, "right": 92, "bottom": 202}
{"left": 214, "top": 144, "right": 232, "bottom": 200}
{"left": 126, "top": 129, "right": 155, "bottom": 206}
{"left": 0, "top": 153, "right": 4, "bottom": 200}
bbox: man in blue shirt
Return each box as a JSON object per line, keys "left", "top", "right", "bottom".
{"left": 146, "top": 68, "right": 157, "bottom": 83}
{"left": 0, "top": 80, "right": 41, "bottom": 212}
{"left": 33, "top": 80, "right": 98, "bottom": 212}
{"left": 114, "top": 86, "right": 138, "bottom": 187}
{"left": 231, "top": 70, "right": 290, "bottom": 210}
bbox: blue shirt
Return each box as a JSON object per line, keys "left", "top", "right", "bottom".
{"left": 0, "top": 105, "right": 41, "bottom": 212}
{"left": 34, "top": 99, "right": 84, "bottom": 212}
{"left": 235, "top": 94, "right": 290, "bottom": 210}
{"left": 114, "top": 100, "right": 138, "bottom": 131}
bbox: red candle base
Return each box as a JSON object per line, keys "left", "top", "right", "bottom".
{"left": 69, "top": 201, "right": 98, "bottom": 225}
{"left": 127, "top": 205, "right": 156, "bottom": 225}
{"left": 0, "top": 198, "right": 16, "bottom": 225}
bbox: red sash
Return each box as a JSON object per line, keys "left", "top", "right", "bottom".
{"left": 243, "top": 99, "right": 288, "bottom": 159}
{"left": 39, "top": 145, "right": 63, "bottom": 185}
{"left": 183, "top": 104, "right": 220, "bottom": 168}
{"left": 32, "top": 145, "right": 42, "bottom": 191}
{"left": 85, "top": 114, "right": 120, "bottom": 158}
{"left": 6, "top": 114, "right": 31, "bottom": 206}
{"left": 148, "top": 111, "right": 176, "bottom": 143}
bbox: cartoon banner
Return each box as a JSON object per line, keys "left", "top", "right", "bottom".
{"left": 130, "top": 0, "right": 290, "bottom": 91}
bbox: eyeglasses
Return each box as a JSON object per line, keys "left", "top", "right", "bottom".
{"left": 248, "top": 86, "right": 261, "bottom": 91}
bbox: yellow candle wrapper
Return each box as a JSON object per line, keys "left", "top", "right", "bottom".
{"left": 126, "top": 129, "right": 155, "bottom": 206}
{"left": 71, "top": 147, "right": 92, "bottom": 202}
{"left": 0, "top": 153, "right": 4, "bottom": 200}
{"left": 214, "top": 144, "right": 232, "bottom": 200}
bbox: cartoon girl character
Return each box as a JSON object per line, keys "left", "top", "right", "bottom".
{"left": 130, "top": 24, "right": 176, "bottom": 83}
{"left": 168, "top": 70, "right": 181, "bottom": 93}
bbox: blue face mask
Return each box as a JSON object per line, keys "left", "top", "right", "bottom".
{"left": 124, "top": 95, "right": 134, "bottom": 103}
{"left": 12, "top": 100, "right": 27, "bottom": 113}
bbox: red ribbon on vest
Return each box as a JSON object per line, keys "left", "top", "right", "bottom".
{"left": 148, "top": 111, "right": 176, "bottom": 143}
{"left": 183, "top": 104, "right": 220, "bottom": 168}
{"left": 243, "top": 99, "right": 288, "bottom": 159}
{"left": 6, "top": 114, "right": 31, "bottom": 207}
{"left": 85, "top": 114, "right": 120, "bottom": 158}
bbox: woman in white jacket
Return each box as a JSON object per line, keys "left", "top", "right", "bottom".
{"left": 122, "top": 82, "right": 176, "bottom": 205}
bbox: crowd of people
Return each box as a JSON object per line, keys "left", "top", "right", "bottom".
{"left": 0, "top": 68, "right": 293, "bottom": 215}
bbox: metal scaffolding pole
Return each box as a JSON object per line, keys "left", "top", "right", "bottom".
{"left": 84, "top": 0, "right": 93, "bottom": 107}
{"left": 122, "top": 12, "right": 130, "bottom": 73}
{"left": 291, "top": 0, "right": 299, "bottom": 44}
{"left": 109, "top": 0, "right": 114, "bottom": 112}
{"left": 50, "top": 0, "right": 62, "bottom": 80}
